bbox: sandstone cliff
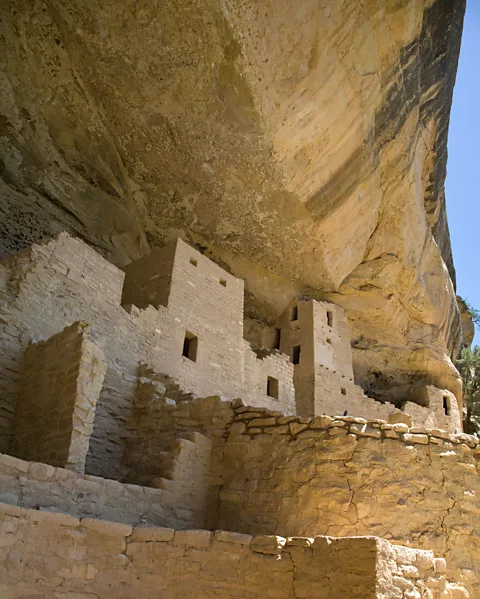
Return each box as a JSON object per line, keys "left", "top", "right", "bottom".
{"left": 0, "top": 0, "right": 466, "bottom": 401}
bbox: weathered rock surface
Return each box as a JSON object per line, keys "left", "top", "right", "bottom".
{"left": 0, "top": 0, "right": 466, "bottom": 399}
{"left": 457, "top": 295, "right": 475, "bottom": 348}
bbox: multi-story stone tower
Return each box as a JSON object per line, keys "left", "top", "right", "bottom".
{"left": 277, "top": 298, "right": 361, "bottom": 417}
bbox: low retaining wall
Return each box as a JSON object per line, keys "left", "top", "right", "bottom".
{"left": 0, "top": 502, "right": 465, "bottom": 599}
{"left": 218, "top": 406, "right": 480, "bottom": 596}
{"left": 0, "top": 452, "right": 204, "bottom": 529}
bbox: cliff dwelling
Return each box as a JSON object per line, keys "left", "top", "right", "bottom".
{"left": 0, "top": 0, "right": 477, "bottom": 598}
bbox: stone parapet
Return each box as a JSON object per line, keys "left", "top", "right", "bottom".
{"left": 219, "top": 403, "right": 480, "bottom": 596}
{"left": 0, "top": 501, "right": 466, "bottom": 598}
{"left": 229, "top": 403, "right": 479, "bottom": 452}
{"left": 0, "top": 451, "right": 204, "bottom": 530}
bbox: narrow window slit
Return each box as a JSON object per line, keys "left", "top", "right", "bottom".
{"left": 443, "top": 396, "right": 450, "bottom": 416}
{"left": 182, "top": 331, "right": 198, "bottom": 362}
{"left": 292, "top": 345, "right": 301, "bottom": 365}
{"left": 327, "top": 310, "right": 333, "bottom": 327}
{"left": 267, "top": 376, "right": 279, "bottom": 399}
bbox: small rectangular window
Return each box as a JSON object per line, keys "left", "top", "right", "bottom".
{"left": 341, "top": 387, "right": 346, "bottom": 396}
{"left": 267, "top": 376, "right": 279, "bottom": 399}
{"left": 182, "top": 331, "right": 198, "bottom": 362}
{"left": 292, "top": 345, "right": 301, "bottom": 365}
{"left": 291, "top": 305, "right": 298, "bottom": 321}
{"left": 326, "top": 338, "right": 332, "bottom": 344}
{"left": 327, "top": 310, "right": 333, "bottom": 327}
{"left": 219, "top": 278, "right": 227, "bottom": 287}
{"left": 190, "top": 257, "right": 198, "bottom": 267}
{"left": 443, "top": 396, "right": 450, "bottom": 416}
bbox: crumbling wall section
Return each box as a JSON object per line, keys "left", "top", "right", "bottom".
{"left": 11, "top": 322, "right": 106, "bottom": 473}
{"left": 0, "top": 502, "right": 465, "bottom": 599}
{"left": 243, "top": 343, "right": 296, "bottom": 413}
{"left": 123, "top": 385, "right": 236, "bottom": 527}
{"left": 121, "top": 243, "right": 177, "bottom": 309}
{"left": 0, "top": 450, "right": 208, "bottom": 530}
{"left": 0, "top": 234, "right": 160, "bottom": 479}
{"left": 404, "top": 387, "right": 462, "bottom": 433}
{"left": 217, "top": 406, "right": 480, "bottom": 595}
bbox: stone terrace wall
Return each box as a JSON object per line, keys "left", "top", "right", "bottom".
{"left": 218, "top": 406, "right": 480, "bottom": 596}
{"left": 11, "top": 322, "right": 106, "bottom": 473}
{"left": 0, "top": 502, "right": 465, "bottom": 599}
{"left": 0, "top": 450, "right": 208, "bottom": 530}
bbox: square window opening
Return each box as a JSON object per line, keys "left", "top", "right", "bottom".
{"left": 182, "top": 331, "right": 198, "bottom": 362}
{"left": 190, "top": 257, "right": 198, "bottom": 267}
{"left": 219, "top": 278, "right": 227, "bottom": 287}
{"left": 267, "top": 376, "right": 279, "bottom": 399}
{"left": 341, "top": 387, "right": 346, "bottom": 396}
{"left": 327, "top": 310, "right": 333, "bottom": 327}
{"left": 291, "top": 305, "right": 298, "bottom": 321}
{"left": 443, "top": 396, "right": 450, "bottom": 416}
{"left": 292, "top": 345, "right": 301, "bottom": 365}
{"left": 326, "top": 338, "right": 332, "bottom": 344}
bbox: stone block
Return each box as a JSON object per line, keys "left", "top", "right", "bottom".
{"left": 286, "top": 536, "right": 314, "bottom": 547}
{"left": 173, "top": 529, "right": 212, "bottom": 548}
{"left": 434, "top": 558, "right": 447, "bottom": 574}
{"left": 250, "top": 535, "right": 286, "bottom": 555}
{"left": 0, "top": 453, "right": 29, "bottom": 473}
{"left": 131, "top": 525, "right": 175, "bottom": 542}
{"left": 310, "top": 416, "right": 333, "bottom": 429}
{"left": 214, "top": 530, "right": 252, "bottom": 545}
{"left": 81, "top": 517, "right": 133, "bottom": 537}
{"left": 27, "top": 508, "right": 79, "bottom": 527}
{"left": 28, "top": 462, "right": 56, "bottom": 481}
{"left": 403, "top": 434, "right": 429, "bottom": 445}
{"left": 248, "top": 418, "right": 277, "bottom": 427}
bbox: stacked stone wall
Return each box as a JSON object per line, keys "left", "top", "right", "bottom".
{"left": 125, "top": 238, "right": 247, "bottom": 401}
{"left": 0, "top": 502, "right": 465, "bottom": 599}
{"left": 121, "top": 243, "right": 176, "bottom": 309}
{"left": 0, "top": 234, "right": 160, "bottom": 479}
{"left": 123, "top": 391, "right": 236, "bottom": 526}
{"left": 11, "top": 322, "right": 106, "bottom": 473}
{"left": 218, "top": 405, "right": 480, "bottom": 595}
{"left": 0, "top": 450, "right": 208, "bottom": 530}
{"left": 243, "top": 343, "right": 296, "bottom": 413}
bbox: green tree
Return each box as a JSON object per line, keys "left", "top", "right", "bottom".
{"left": 465, "top": 301, "right": 480, "bottom": 328}
{"left": 456, "top": 346, "right": 480, "bottom": 434}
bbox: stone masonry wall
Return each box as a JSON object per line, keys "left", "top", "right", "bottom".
{"left": 0, "top": 502, "right": 466, "bottom": 599}
{"left": 121, "top": 243, "right": 177, "bottom": 309}
{"left": 405, "top": 386, "right": 462, "bottom": 433}
{"left": 0, "top": 450, "right": 208, "bottom": 530}
{"left": 11, "top": 322, "right": 106, "bottom": 473}
{"left": 218, "top": 405, "right": 480, "bottom": 596}
{"left": 125, "top": 238, "right": 247, "bottom": 401}
{"left": 123, "top": 387, "right": 236, "bottom": 527}
{"left": 243, "top": 343, "right": 296, "bottom": 413}
{"left": 0, "top": 233, "right": 159, "bottom": 478}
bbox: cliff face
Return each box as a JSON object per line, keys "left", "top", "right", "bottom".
{"left": 0, "top": 0, "right": 466, "bottom": 400}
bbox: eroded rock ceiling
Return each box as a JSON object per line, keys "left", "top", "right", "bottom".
{"left": 0, "top": 0, "right": 467, "bottom": 400}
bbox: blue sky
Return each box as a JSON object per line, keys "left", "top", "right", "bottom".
{"left": 445, "top": 1, "right": 480, "bottom": 345}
